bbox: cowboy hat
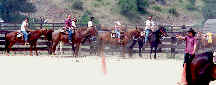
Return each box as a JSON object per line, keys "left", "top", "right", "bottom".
{"left": 188, "top": 28, "right": 196, "bottom": 36}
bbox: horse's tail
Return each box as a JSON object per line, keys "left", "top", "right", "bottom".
{"left": 4, "top": 33, "right": 9, "bottom": 53}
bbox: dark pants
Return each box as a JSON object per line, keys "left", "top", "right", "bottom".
{"left": 184, "top": 53, "right": 195, "bottom": 85}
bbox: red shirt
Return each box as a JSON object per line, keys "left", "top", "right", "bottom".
{"left": 65, "top": 18, "right": 72, "bottom": 28}
{"left": 185, "top": 36, "right": 197, "bottom": 54}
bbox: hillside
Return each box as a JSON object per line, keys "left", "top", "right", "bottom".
{"left": 29, "top": 0, "right": 205, "bottom": 27}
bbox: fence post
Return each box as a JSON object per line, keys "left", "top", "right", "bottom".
{"left": 52, "top": 23, "right": 55, "bottom": 30}
{"left": 40, "top": 23, "right": 43, "bottom": 29}
{"left": 170, "top": 26, "right": 176, "bottom": 58}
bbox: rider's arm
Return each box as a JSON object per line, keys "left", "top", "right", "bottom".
{"left": 192, "top": 38, "right": 197, "bottom": 54}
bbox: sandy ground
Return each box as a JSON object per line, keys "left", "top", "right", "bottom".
{"left": 0, "top": 55, "right": 215, "bottom": 85}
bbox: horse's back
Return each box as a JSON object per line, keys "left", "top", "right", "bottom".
{"left": 191, "top": 52, "right": 214, "bottom": 84}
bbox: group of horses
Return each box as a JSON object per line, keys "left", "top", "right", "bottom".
{"left": 4, "top": 25, "right": 168, "bottom": 58}
{"left": 4, "top": 25, "right": 216, "bottom": 84}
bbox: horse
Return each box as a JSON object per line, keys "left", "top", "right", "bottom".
{"left": 189, "top": 51, "right": 216, "bottom": 85}
{"left": 42, "top": 28, "right": 54, "bottom": 54}
{"left": 4, "top": 29, "right": 47, "bottom": 56}
{"left": 97, "top": 27, "right": 141, "bottom": 57}
{"left": 134, "top": 26, "right": 167, "bottom": 59}
{"left": 51, "top": 27, "right": 97, "bottom": 56}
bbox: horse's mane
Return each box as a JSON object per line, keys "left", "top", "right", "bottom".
{"left": 197, "top": 51, "right": 214, "bottom": 59}
{"left": 46, "top": 29, "right": 53, "bottom": 41}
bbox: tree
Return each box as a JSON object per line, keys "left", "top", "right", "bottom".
{"left": 0, "top": 0, "right": 36, "bottom": 23}
{"left": 202, "top": 0, "right": 216, "bottom": 20}
{"left": 118, "top": 0, "right": 137, "bottom": 16}
{"left": 137, "top": 0, "right": 149, "bottom": 14}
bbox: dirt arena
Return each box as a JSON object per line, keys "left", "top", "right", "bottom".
{"left": 0, "top": 54, "right": 215, "bottom": 85}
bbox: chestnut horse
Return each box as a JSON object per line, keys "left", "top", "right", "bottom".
{"left": 98, "top": 27, "right": 141, "bottom": 57}
{"left": 51, "top": 27, "right": 97, "bottom": 56}
{"left": 4, "top": 29, "right": 47, "bottom": 56}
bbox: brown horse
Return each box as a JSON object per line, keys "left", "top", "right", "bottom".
{"left": 190, "top": 51, "right": 216, "bottom": 85}
{"left": 51, "top": 27, "right": 97, "bottom": 56}
{"left": 98, "top": 27, "right": 140, "bottom": 57}
{"left": 4, "top": 29, "right": 47, "bottom": 56}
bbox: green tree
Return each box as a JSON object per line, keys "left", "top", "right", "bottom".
{"left": 0, "top": 0, "right": 36, "bottom": 23}
{"left": 118, "top": 0, "right": 137, "bottom": 16}
{"left": 137, "top": 0, "right": 149, "bottom": 14}
{"left": 79, "top": 11, "right": 100, "bottom": 26}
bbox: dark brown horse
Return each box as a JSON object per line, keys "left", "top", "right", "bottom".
{"left": 51, "top": 27, "right": 97, "bottom": 56}
{"left": 4, "top": 29, "right": 47, "bottom": 56}
{"left": 189, "top": 51, "right": 216, "bottom": 85}
{"left": 98, "top": 27, "right": 140, "bottom": 57}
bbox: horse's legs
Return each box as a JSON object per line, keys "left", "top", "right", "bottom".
{"left": 150, "top": 47, "right": 153, "bottom": 59}
{"left": 52, "top": 42, "right": 59, "bottom": 55}
{"left": 59, "top": 41, "right": 63, "bottom": 55}
{"left": 34, "top": 42, "right": 39, "bottom": 56}
{"left": 74, "top": 43, "right": 80, "bottom": 57}
{"left": 29, "top": 43, "right": 33, "bottom": 56}
{"left": 154, "top": 46, "right": 157, "bottom": 59}
{"left": 138, "top": 38, "right": 144, "bottom": 57}
{"left": 6, "top": 42, "right": 14, "bottom": 56}
{"left": 71, "top": 43, "right": 76, "bottom": 56}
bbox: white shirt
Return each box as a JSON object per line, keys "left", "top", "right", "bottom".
{"left": 72, "top": 21, "right": 76, "bottom": 28}
{"left": 88, "top": 21, "right": 93, "bottom": 27}
{"left": 145, "top": 20, "right": 155, "bottom": 30}
{"left": 21, "top": 21, "right": 28, "bottom": 31}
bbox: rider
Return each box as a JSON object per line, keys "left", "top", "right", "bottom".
{"left": 65, "top": 15, "right": 73, "bottom": 43}
{"left": 176, "top": 28, "right": 197, "bottom": 85}
{"left": 21, "top": 18, "right": 30, "bottom": 45}
{"left": 72, "top": 17, "right": 77, "bottom": 31}
{"left": 88, "top": 16, "right": 94, "bottom": 30}
{"left": 144, "top": 16, "right": 155, "bottom": 43}
{"left": 114, "top": 20, "right": 122, "bottom": 39}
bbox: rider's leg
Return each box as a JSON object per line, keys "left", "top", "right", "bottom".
{"left": 21, "top": 31, "right": 28, "bottom": 44}
{"left": 67, "top": 29, "right": 72, "bottom": 42}
{"left": 145, "top": 29, "right": 150, "bottom": 43}
{"left": 179, "top": 53, "right": 190, "bottom": 85}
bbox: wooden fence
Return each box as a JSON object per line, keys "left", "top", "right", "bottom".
{"left": 0, "top": 22, "right": 190, "bottom": 55}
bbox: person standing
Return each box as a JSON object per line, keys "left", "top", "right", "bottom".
{"left": 176, "top": 28, "right": 197, "bottom": 85}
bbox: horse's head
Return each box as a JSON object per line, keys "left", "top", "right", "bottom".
{"left": 158, "top": 25, "right": 168, "bottom": 37}
{"left": 40, "top": 28, "right": 53, "bottom": 40}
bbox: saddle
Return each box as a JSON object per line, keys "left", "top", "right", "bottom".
{"left": 17, "top": 32, "right": 23, "bottom": 38}
{"left": 111, "top": 30, "right": 117, "bottom": 38}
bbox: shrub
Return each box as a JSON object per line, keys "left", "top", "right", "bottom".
{"left": 152, "top": 5, "right": 162, "bottom": 12}
{"left": 72, "top": 0, "right": 83, "bottom": 10}
{"left": 118, "top": 0, "right": 137, "bottom": 16}
{"left": 136, "top": 0, "right": 149, "bottom": 14}
{"left": 185, "top": 4, "right": 196, "bottom": 11}
{"left": 79, "top": 11, "right": 100, "bottom": 26}
{"left": 168, "top": 8, "right": 178, "bottom": 17}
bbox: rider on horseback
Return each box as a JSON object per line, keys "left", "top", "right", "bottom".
{"left": 65, "top": 15, "right": 74, "bottom": 43}
{"left": 88, "top": 16, "right": 95, "bottom": 30}
{"left": 114, "top": 20, "right": 121, "bottom": 39}
{"left": 21, "top": 18, "right": 30, "bottom": 45}
{"left": 176, "top": 28, "right": 197, "bottom": 85}
{"left": 144, "top": 16, "right": 155, "bottom": 44}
